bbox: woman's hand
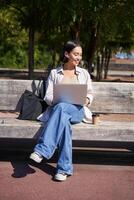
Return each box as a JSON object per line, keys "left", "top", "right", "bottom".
{"left": 84, "top": 97, "right": 90, "bottom": 106}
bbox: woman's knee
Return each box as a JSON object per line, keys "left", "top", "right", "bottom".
{"left": 53, "top": 102, "right": 69, "bottom": 110}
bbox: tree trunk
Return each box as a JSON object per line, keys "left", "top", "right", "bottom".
{"left": 52, "top": 49, "right": 56, "bottom": 67}
{"left": 100, "top": 48, "right": 105, "bottom": 80}
{"left": 96, "top": 53, "right": 101, "bottom": 81}
{"left": 86, "top": 23, "right": 99, "bottom": 74}
{"left": 104, "top": 48, "right": 111, "bottom": 79}
{"left": 28, "top": 27, "right": 35, "bottom": 79}
{"left": 70, "top": 15, "right": 83, "bottom": 41}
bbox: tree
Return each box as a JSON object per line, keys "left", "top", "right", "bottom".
{"left": 0, "top": 0, "right": 134, "bottom": 81}
{"left": 0, "top": 6, "right": 28, "bottom": 68}
{"left": 1, "top": 0, "right": 51, "bottom": 79}
{"left": 95, "top": 0, "right": 134, "bottom": 80}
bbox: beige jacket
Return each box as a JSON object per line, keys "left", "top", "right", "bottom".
{"left": 44, "top": 65, "right": 94, "bottom": 106}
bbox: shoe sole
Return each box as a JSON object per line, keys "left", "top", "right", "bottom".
{"left": 54, "top": 174, "right": 67, "bottom": 181}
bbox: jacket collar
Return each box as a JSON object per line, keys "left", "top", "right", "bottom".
{"left": 57, "top": 65, "right": 81, "bottom": 75}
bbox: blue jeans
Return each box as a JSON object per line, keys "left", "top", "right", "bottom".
{"left": 34, "top": 102, "right": 84, "bottom": 175}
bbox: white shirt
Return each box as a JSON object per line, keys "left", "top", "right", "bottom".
{"left": 38, "top": 65, "right": 94, "bottom": 123}
{"left": 44, "top": 65, "right": 94, "bottom": 106}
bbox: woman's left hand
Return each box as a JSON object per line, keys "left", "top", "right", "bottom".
{"left": 84, "top": 98, "right": 90, "bottom": 106}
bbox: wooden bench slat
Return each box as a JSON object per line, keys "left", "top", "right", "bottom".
{"left": 0, "top": 80, "right": 134, "bottom": 113}
{"left": 92, "top": 82, "right": 134, "bottom": 113}
{"left": 0, "top": 79, "right": 134, "bottom": 147}
{"left": 0, "top": 118, "right": 134, "bottom": 142}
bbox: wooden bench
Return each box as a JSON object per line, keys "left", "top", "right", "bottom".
{"left": 0, "top": 79, "right": 134, "bottom": 150}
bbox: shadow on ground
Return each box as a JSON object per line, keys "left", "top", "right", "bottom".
{"left": 11, "top": 160, "right": 55, "bottom": 179}
{"left": 1, "top": 147, "right": 134, "bottom": 179}
{"left": 0, "top": 148, "right": 134, "bottom": 165}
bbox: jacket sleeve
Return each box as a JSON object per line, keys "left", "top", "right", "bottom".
{"left": 44, "top": 70, "right": 54, "bottom": 106}
{"left": 86, "top": 71, "right": 94, "bottom": 106}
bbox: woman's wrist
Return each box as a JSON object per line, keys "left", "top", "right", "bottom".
{"left": 85, "top": 97, "right": 90, "bottom": 106}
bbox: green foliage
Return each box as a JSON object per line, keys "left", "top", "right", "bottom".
{"left": 34, "top": 45, "right": 52, "bottom": 69}
{"left": 0, "top": 6, "right": 52, "bottom": 69}
{"left": 0, "top": 8, "right": 27, "bottom": 68}
{"left": 0, "top": 0, "right": 134, "bottom": 75}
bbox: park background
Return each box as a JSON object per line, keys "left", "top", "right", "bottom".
{"left": 0, "top": 0, "right": 134, "bottom": 81}
{"left": 0, "top": 2, "right": 134, "bottom": 200}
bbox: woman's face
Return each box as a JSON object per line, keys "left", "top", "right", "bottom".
{"left": 65, "top": 46, "right": 82, "bottom": 66}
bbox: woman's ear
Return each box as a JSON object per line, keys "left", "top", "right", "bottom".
{"left": 64, "top": 51, "right": 69, "bottom": 58}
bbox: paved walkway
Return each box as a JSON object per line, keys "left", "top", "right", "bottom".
{"left": 0, "top": 150, "right": 134, "bottom": 200}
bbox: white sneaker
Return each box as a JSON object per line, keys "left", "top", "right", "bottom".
{"left": 54, "top": 173, "right": 67, "bottom": 181}
{"left": 30, "top": 152, "right": 43, "bottom": 163}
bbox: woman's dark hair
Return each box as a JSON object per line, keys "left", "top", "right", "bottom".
{"left": 61, "top": 40, "right": 82, "bottom": 63}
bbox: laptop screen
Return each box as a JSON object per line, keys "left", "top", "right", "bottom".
{"left": 53, "top": 84, "right": 87, "bottom": 105}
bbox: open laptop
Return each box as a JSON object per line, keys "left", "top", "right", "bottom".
{"left": 53, "top": 84, "right": 87, "bottom": 105}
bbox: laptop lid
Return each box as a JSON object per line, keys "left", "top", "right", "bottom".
{"left": 53, "top": 84, "right": 87, "bottom": 105}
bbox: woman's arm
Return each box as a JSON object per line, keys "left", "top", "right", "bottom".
{"left": 44, "top": 70, "right": 54, "bottom": 106}
{"left": 86, "top": 72, "right": 94, "bottom": 106}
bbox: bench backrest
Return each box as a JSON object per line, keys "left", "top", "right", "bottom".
{"left": 0, "top": 80, "right": 134, "bottom": 113}
{"left": 92, "top": 82, "right": 134, "bottom": 113}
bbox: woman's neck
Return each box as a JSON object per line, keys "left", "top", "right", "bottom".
{"left": 63, "top": 63, "right": 76, "bottom": 71}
